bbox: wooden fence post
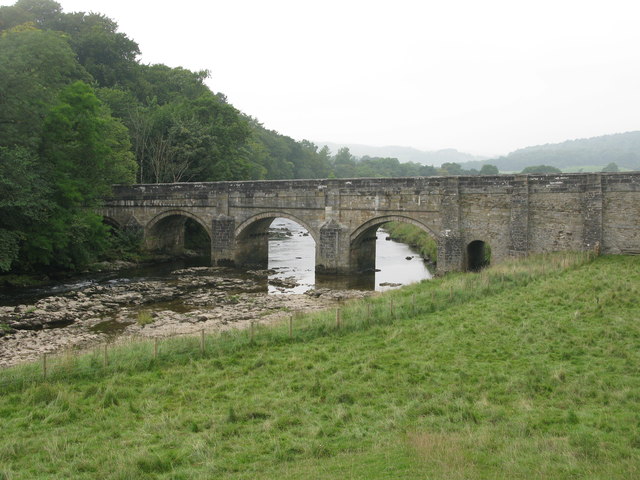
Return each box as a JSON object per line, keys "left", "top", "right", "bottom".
{"left": 154, "top": 338, "right": 158, "bottom": 359}
{"left": 250, "top": 321, "right": 255, "bottom": 342}
{"left": 43, "top": 353, "right": 47, "bottom": 380}
{"left": 103, "top": 343, "right": 108, "bottom": 367}
{"left": 336, "top": 308, "right": 341, "bottom": 329}
{"left": 289, "top": 314, "right": 293, "bottom": 338}
{"left": 200, "top": 329, "right": 205, "bottom": 354}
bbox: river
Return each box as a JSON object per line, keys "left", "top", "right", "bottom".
{"left": 267, "top": 219, "right": 432, "bottom": 293}
{"left": 0, "top": 219, "right": 432, "bottom": 367}
{"left": 1, "top": 218, "right": 432, "bottom": 306}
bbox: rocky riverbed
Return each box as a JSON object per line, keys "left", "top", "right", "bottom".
{"left": 0, "top": 266, "right": 371, "bottom": 368}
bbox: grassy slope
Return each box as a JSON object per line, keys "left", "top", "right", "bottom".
{"left": 1, "top": 254, "right": 639, "bottom": 479}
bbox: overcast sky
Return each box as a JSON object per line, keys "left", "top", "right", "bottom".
{"left": 4, "top": 0, "right": 640, "bottom": 155}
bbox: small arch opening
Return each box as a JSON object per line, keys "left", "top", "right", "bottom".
{"left": 467, "top": 240, "right": 491, "bottom": 272}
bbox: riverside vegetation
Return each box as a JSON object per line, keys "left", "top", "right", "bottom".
{"left": 384, "top": 222, "right": 438, "bottom": 263}
{"left": 1, "top": 0, "right": 501, "bottom": 277}
{"left": 0, "top": 253, "right": 639, "bottom": 479}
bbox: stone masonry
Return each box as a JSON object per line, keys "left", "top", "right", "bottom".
{"left": 99, "top": 173, "right": 640, "bottom": 274}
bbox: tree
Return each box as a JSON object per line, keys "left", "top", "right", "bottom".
{"left": 602, "top": 162, "right": 619, "bottom": 172}
{"left": 0, "top": 0, "right": 61, "bottom": 30}
{"left": 20, "top": 81, "right": 136, "bottom": 269}
{"left": 333, "top": 147, "right": 357, "bottom": 178}
{"left": 57, "top": 12, "right": 141, "bottom": 88}
{"left": 439, "top": 162, "right": 464, "bottom": 175}
{"left": 0, "top": 147, "right": 48, "bottom": 271}
{"left": 480, "top": 164, "right": 499, "bottom": 175}
{"left": 520, "top": 165, "right": 562, "bottom": 174}
{"left": 0, "top": 28, "right": 90, "bottom": 149}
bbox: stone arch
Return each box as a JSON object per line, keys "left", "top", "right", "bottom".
{"left": 146, "top": 209, "right": 210, "bottom": 236}
{"left": 349, "top": 215, "right": 438, "bottom": 273}
{"left": 234, "top": 212, "right": 317, "bottom": 269}
{"left": 145, "top": 209, "right": 211, "bottom": 255}
{"left": 102, "top": 216, "right": 121, "bottom": 230}
{"left": 466, "top": 239, "right": 491, "bottom": 271}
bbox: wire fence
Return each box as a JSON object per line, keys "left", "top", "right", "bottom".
{"left": 0, "top": 251, "right": 595, "bottom": 393}
{"left": 0, "top": 293, "right": 431, "bottom": 392}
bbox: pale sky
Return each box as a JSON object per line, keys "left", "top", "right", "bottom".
{"left": 4, "top": 0, "right": 640, "bottom": 155}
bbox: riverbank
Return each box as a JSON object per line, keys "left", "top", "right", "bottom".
{"left": 0, "top": 266, "right": 370, "bottom": 368}
{"left": 384, "top": 221, "right": 437, "bottom": 264}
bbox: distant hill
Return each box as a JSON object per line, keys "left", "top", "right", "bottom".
{"left": 317, "top": 142, "right": 489, "bottom": 166}
{"left": 461, "top": 131, "right": 640, "bottom": 172}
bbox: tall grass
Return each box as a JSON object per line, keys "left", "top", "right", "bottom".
{"left": 1, "top": 251, "right": 638, "bottom": 479}
{"left": 0, "top": 252, "right": 592, "bottom": 392}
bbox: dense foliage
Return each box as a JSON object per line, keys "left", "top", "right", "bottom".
{"left": 0, "top": 0, "right": 333, "bottom": 272}
{"left": 0, "top": 4, "right": 138, "bottom": 272}
{"left": 0, "top": 0, "right": 493, "bottom": 273}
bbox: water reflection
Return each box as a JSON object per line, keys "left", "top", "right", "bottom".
{"left": 267, "top": 218, "right": 432, "bottom": 294}
{"left": 0, "top": 219, "right": 433, "bottom": 306}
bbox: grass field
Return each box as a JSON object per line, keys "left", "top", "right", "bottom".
{"left": 1, "top": 253, "right": 639, "bottom": 479}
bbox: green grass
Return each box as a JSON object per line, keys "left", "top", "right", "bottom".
{"left": 1, "top": 253, "right": 639, "bottom": 479}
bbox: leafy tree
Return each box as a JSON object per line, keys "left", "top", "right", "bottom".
{"left": 57, "top": 11, "right": 140, "bottom": 88}
{"left": 439, "top": 162, "right": 465, "bottom": 175}
{"left": 602, "top": 162, "right": 619, "bottom": 172}
{"left": 479, "top": 164, "right": 499, "bottom": 175}
{"left": 0, "top": 28, "right": 90, "bottom": 149}
{"left": 0, "top": 0, "right": 61, "bottom": 30}
{"left": 520, "top": 165, "right": 562, "bottom": 174}
{"left": 333, "top": 147, "right": 357, "bottom": 177}
{"left": 0, "top": 147, "right": 48, "bottom": 271}
{"left": 19, "top": 82, "right": 136, "bottom": 269}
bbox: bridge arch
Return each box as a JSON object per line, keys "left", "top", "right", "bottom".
{"left": 145, "top": 209, "right": 211, "bottom": 255}
{"left": 234, "top": 211, "right": 318, "bottom": 268}
{"left": 102, "top": 216, "right": 121, "bottom": 230}
{"left": 349, "top": 215, "right": 438, "bottom": 273}
{"left": 466, "top": 239, "right": 491, "bottom": 271}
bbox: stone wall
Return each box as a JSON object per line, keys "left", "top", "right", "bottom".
{"left": 100, "top": 172, "right": 640, "bottom": 274}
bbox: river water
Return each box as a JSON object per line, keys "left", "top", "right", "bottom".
{"left": 268, "top": 219, "right": 432, "bottom": 293}
{"left": 0, "top": 219, "right": 432, "bottom": 307}
{"left": 0, "top": 219, "right": 433, "bottom": 366}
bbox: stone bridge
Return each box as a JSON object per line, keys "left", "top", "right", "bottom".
{"left": 99, "top": 172, "right": 640, "bottom": 274}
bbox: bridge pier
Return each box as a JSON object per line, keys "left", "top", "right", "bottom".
{"left": 100, "top": 173, "right": 640, "bottom": 276}
{"left": 437, "top": 233, "right": 464, "bottom": 274}
{"left": 316, "top": 220, "right": 351, "bottom": 274}
{"left": 211, "top": 215, "right": 236, "bottom": 266}
{"left": 349, "top": 226, "right": 378, "bottom": 273}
